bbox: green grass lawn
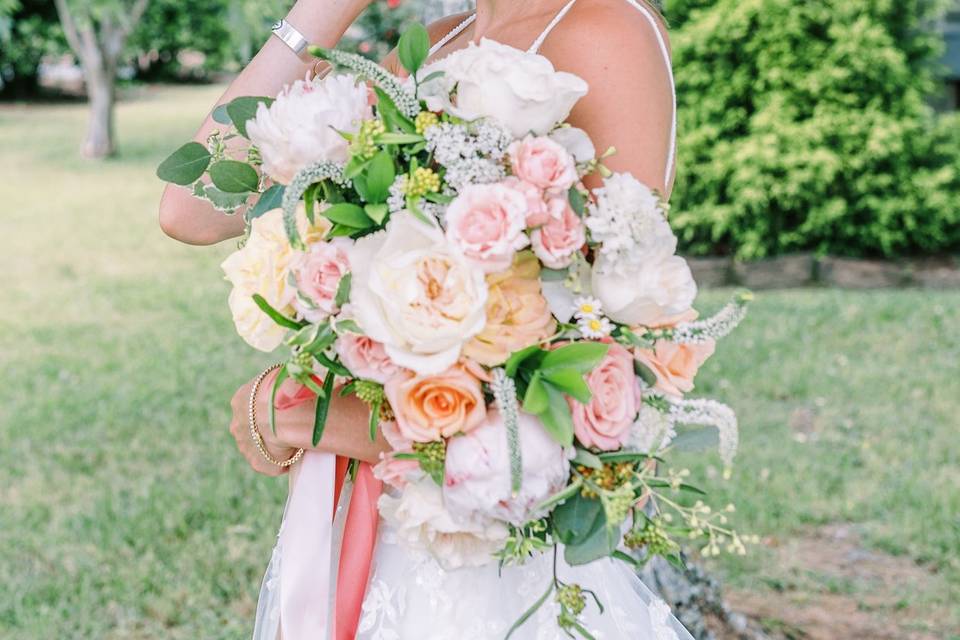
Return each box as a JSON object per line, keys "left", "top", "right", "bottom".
{"left": 1, "top": 85, "right": 958, "bottom": 639}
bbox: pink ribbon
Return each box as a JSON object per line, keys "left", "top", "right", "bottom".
{"left": 275, "top": 382, "right": 383, "bottom": 640}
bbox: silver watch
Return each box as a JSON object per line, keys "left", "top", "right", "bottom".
{"left": 271, "top": 19, "right": 311, "bottom": 61}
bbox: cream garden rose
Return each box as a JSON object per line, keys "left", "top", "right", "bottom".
{"left": 416, "top": 39, "right": 588, "bottom": 138}
{"left": 348, "top": 213, "right": 488, "bottom": 375}
{"left": 591, "top": 253, "right": 698, "bottom": 327}
{"left": 220, "top": 206, "right": 331, "bottom": 352}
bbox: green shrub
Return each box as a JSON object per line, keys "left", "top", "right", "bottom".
{"left": 666, "top": 0, "right": 960, "bottom": 258}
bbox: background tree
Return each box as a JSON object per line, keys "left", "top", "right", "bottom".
{"left": 53, "top": 0, "right": 150, "bottom": 158}
{"left": 0, "top": 0, "right": 65, "bottom": 98}
{"left": 665, "top": 0, "right": 960, "bottom": 259}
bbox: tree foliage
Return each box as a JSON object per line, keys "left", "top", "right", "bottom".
{"left": 0, "top": 0, "right": 65, "bottom": 97}
{"left": 666, "top": 0, "right": 960, "bottom": 258}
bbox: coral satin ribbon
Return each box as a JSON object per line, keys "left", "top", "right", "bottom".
{"left": 276, "top": 384, "right": 382, "bottom": 640}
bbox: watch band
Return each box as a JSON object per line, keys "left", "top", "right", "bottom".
{"left": 271, "top": 19, "right": 311, "bottom": 61}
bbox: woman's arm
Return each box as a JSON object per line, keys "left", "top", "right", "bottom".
{"left": 158, "top": 0, "right": 375, "bottom": 246}
{"left": 229, "top": 373, "right": 390, "bottom": 477}
{"left": 542, "top": 1, "right": 675, "bottom": 197}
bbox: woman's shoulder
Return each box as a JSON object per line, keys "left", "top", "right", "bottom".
{"left": 539, "top": 0, "right": 671, "bottom": 65}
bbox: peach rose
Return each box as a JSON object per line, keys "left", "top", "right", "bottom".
{"left": 633, "top": 310, "right": 716, "bottom": 397}
{"left": 463, "top": 251, "right": 557, "bottom": 366}
{"left": 531, "top": 198, "right": 586, "bottom": 269}
{"left": 444, "top": 183, "right": 531, "bottom": 273}
{"left": 570, "top": 340, "right": 642, "bottom": 451}
{"left": 335, "top": 331, "right": 399, "bottom": 384}
{"left": 384, "top": 365, "right": 487, "bottom": 443}
{"left": 501, "top": 177, "right": 550, "bottom": 227}
{"left": 509, "top": 135, "right": 577, "bottom": 195}
{"left": 292, "top": 238, "right": 351, "bottom": 322}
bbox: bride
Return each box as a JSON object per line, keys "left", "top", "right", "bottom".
{"left": 159, "top": 0, "right": 688, "bottom": 638}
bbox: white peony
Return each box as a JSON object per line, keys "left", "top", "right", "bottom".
{"left": 220, "top": 206, "right": 331, "bottom": 351}
{"left": 378, "top": 478, "right": 509, "bottom": 570}
{"left": 586, "top": 172, "right": 676, "bottom": 276}
{"left": 246, "top": 74, "right": 371, "bottom": 185}
{"left": 416, "top": 39, "right": 588, "bottom": 138}
{"left": 592, "top": 252, "right": 698, "bottom": 327}
{"left": 443, "top": 409, "right": 572, "bottom": 525}
{"left": 348, "top": 212, "right": 489, "bottom": 375}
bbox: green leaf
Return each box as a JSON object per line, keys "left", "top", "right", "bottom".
{"left": 345, "top": 156, "right": 371, "bottom": 180}
{"left": 209, "top": 160, "right": 259, "bottom": 193}
{"left": 552, "top": 492, "right": 605, "bottom": 545}
{"left": 533, "top": 478, "right": 583, "bottom": 513}
{"left": 364, "top": 151, "right": 396, "bottom": 204}
{"left": 248, "top": 184, "right": 285, "bottom": 221}
{"left": 417, "top": 69, "right": 446, "bottom": 85}
{"left": 374, "top": 87, "right": 416, "bottom": 133}
{"left": 369, "top": 397, "right": 382, "bottom": 442}
{"left": 563, "top": 519, "right": 619, "bottom": 566}
{"left": 327, "top": 223, "right": 357, "bottom": 238}
{"left": 505, "top": 580, "right": 555, "bottom": 640}
{"left": 252, "top": 294, "right": 305, "bottom": 331}
{"left": 156, "top": 142, "right": 211, "bottom": 185}
{"left": 671, "top": 426, "right": 720, "bottom": 453}
{"left": 323, "top": 203, "right": 374, "bottom": 229}
{"left": 211, "top": 104, "right": 232, "bottom": 124}
{"left": 268, "top": 365, "right": 289, "bottom": 436}
{"left": 541, "top": 342, "right": 610, "bottom": 374}
{"left": 365, "top": 203, "right": 389, "bottom": 225}
{"left": 288, "top": 322, "right": 324, "bottom": 347}
{"left": 542, "top": 368, "right": 592, "bottom": 403}
{"left": 612, "top": 549, "right": 641, "bottom": 568}
{"left": 540, "top": 267, "right": 569, "bottom": 282}
{"left": 537, "top": 384, "right": 576, "bottom": 446}
{"left": 334, "top": 272, "right": 352, "bottom": 308}
{"left": 200, "top": 185, "right": 248, "bottom": 213}
{"left": 572, "top": 448, "right": 603, "bottom": 470}
{"left": 568, "top": 185, "right": 587, "bottom": 216}
{"left": 634, "top": 360, "right": 658, "bottom": 387}
{"left": 504, "top": 345, "right": 544, "bottom": 377}
{"left": 522, "top": 372, "right": 549, "bottom": 414}
{"left": 312, "top": 369, "right": 337, "bottom": 446}
{"left": 397, "top": 23, "right": 430, "bottom": 75}
{"left": 406, "top": 197, "right": 434, "bottom": 226}
{"left": 226, "top": 96, "right": 273, "bottom": 138}
{"left": 376, "top": 132, "right": 425, "bottom": 145}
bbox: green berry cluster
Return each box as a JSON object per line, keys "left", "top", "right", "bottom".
{"left": 601, "top": 485, "right": 637, "bottom": 525}
{"left": 556, "top": 584, "right": 586, "bottom": 616}
{"left": 294, "top": 350, "right": 314, "bottom": 369}
{"left": 351, "top": 119, "right": 387, "bottom": 159}
{"left": 624, "top": 517, "right": 676, "bottom": 556}
{"left": 403, "top": 167, "right": 441, "bottom": 198}
{"left": 577, "top": 461, "right": 634, "bottom": 498}
{"left": 414, "top": 111, "right": 440, "bottom": 134}
{"left": 413, "top": 440, "right": 446, "bottom": 484}
{"left": 353, "top": 380, "right": 385, "bottom": 405}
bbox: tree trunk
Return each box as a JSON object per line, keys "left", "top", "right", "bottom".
{"left": 81, "top": 61, "right": 116, "bottom": 159}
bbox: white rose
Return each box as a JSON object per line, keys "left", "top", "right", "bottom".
{"left": 348, "top": 213, "right": 488, "bottom": 375}
{"left": 592, "top": 253, "right": 698, "bottom": 327}
{"left": 220, "top": 206, "right": 331, "bottom": 351}
{"left": 443, "top": 409, "right": 572, "bottom": 525}
{"left": 416, "top": 39, "right": 588, "bottom": 138}
{"left": 378, "top": 479, "right": 509, "bottom": 570}
{"left": 548, "top": 126, "right": 596, "bottom": 164}
{"left": 246, "top": 74, "right": 372, "bottom": 185}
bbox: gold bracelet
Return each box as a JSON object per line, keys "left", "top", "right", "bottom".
{"left": 248, "top": 364, "right": 305, "bottom": 468}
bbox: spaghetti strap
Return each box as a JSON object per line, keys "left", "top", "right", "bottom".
{"left": 527, "top": 0, "right": 580, "bottom": 54}
{"left": 428, "top": 14, "right": 476, "bottom": 56}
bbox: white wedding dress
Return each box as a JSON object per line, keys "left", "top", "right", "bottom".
{"left": 254, "top": 2, "right": 691, "bottom": 638}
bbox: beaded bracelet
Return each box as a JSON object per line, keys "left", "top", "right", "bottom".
{"left": 248, "top": 364, "right": 305, "bottom": 468}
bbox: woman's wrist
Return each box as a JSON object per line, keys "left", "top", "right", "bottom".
{"left": 286, "top": 0, "right": 374, "bottom": 43}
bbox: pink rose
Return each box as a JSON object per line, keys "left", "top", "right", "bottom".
{"left": 292, "top": 238, "right": 351, "bottom": 322}
{"left": 531, "top": 198, "right": 586, "bottom": 269}
{"left": 570, "top": 340, "right": 642, "bottom": 451}
{"left": 335, "top": 332, "right": 400, "bottom": 384}
{"left": 501, "top": 177, "right": 550, "bottom": 228}
{"left": 384, "top": 364, "right": 487, "bottom": 443}
{"left": 374, "top": 452, "right": 421, "bottom": 490}
{"left": 443, "top": 408, "right": 571, "bottom": 525}
{"left": 444, "top": 183, "right": 531, "bottom": 273}
{"left": 633, "top": 310, "right": 716, "bottom": 397}
{"left": 509, "top": 135, "right": 577, "bottom": 195}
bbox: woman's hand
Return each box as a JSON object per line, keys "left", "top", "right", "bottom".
{"left": 229, "top": 376, "right": 299, "bottom": 477}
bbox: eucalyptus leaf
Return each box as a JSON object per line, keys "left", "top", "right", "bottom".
{"left": 334, "top": 272, "right": 352, "bottom": 308}
{"left": 156, "top": 142, "right": 211, "bottom": 185}
{"left": 572, "top": 448, "right": 603, "bottom": 470}
{"left": 211, "top": 104, "right": 232, "bottom": 125}
{"left": 226, "top": 96, "right": 274, "bottom": 138}
{"left": 563, "top": 520, "right": 619, "bottom": 566}
{"left": 552, "top": 492, "right": 605, "bottom": 545}
{"left": 201, "top": 185, "right": 248, "bottom": 213}
{"left": 671, "top": 426, "right": 720, "bottom": 453}
{"left": 568, "top": 185, "right": 587, "bottom": 216}
{"left": 209, "top": 160, "right": 259, "bottom": 193}
{"left": 248, "top": 184, "right": 285, "bottom": 221}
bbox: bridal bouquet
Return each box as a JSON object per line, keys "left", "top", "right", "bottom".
{"left": 158, "top": 24, "right": 752, "bottom": 637}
